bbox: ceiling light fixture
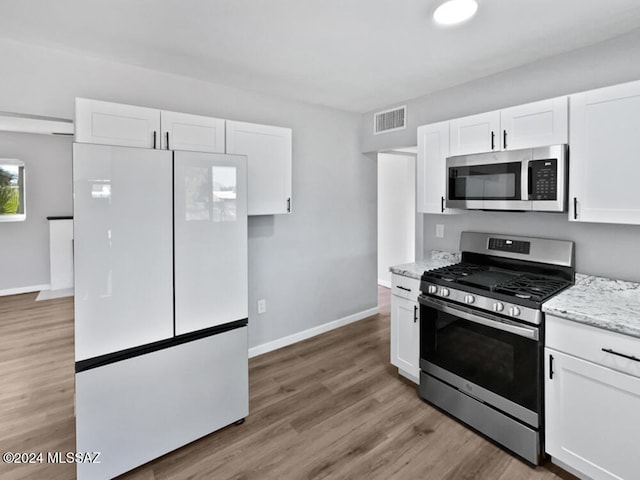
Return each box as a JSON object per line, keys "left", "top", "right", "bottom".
{"left": 433, "top": 0, "right": 478, "bottom": 26}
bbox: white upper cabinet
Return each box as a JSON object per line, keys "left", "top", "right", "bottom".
{"left": 500, "top": 97, "right": 568, "bottom": 150}
{"left": 75, "top": 98, "right": 160, "bottom": 149}
{"left": 450, "top": 110, "right": 500, "bottom": 156}
{"left": 76, "top": 98, "right": 225, "bottom": 153}
{"left": 569, "top": 80, "right": 640, "bottom": 225}
{"left": 226, "top": 120, "right": 292, "bottom": 216}
{"left": 160, "top": 111, "right": 225, "bottom": 153}
{"left": 449, "top": 97, "right": 568, "bottom": 156}
{"left": 417, "top": 121, "right": 456, "bottom": 214}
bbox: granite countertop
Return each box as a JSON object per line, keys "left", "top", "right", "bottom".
{"left": 389, "top": 250, "right": 461, "bottom": 280}
{"left": 543, "top": 274, "right": 640, "bottom": 339}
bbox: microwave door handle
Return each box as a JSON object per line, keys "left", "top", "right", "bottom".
{"left": 522, "top": 160, "right": 530, "bottom": 201}
{"left": 419, "top": 295, "right": 539, "bottom": 340}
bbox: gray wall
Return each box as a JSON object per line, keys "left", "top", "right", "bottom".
{"left": 0, "top": 132, "right": 72, "bottom": 290}
{"left": 360, "top": 28, "right": 640, "bottom": 283}
{"left": 361, "top": 28, "right": 640, "bottom": 153}
{"left": 0, "top": 39, "right": 377, "bottom": 350}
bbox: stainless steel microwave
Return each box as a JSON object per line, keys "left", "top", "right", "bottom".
{"left": 446, "top": 144, "right": 568, "bottom": 212}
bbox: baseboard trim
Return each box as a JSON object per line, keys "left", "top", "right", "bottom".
{"left": 378, "top": 279, "right": 391, "bottom": 288}
{"left": 248, "top": 306, "right": 380, "bottom": 358}
{"left": 0, "top": 284, "right": 50, "bottom": 297}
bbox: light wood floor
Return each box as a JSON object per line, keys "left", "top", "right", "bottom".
{"left": 0, "top": 287, "right": 577, "bottom": 480}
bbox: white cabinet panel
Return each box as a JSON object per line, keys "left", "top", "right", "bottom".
{"left": 417, "top": 121, "right": 458, "bottom": 214}
{"left": 48, "top": 219, "right": 74, "bottom": 290}
{"left": 449, "top": 98, "right": 567, "bottom": 156}
{"left": 76, "top": 327, "right": 248, "bottom": 480}
{"left": 545, "top": 348, "right": 640, "bottom": 480}
{"left": 450, "top": 111, "right": 500, "bottom": 156}
{"left": 570, "top": 81, "right": 640, "bottom": 225}
{"left": 73, "top": 143, "right": 173, "bottom": 361}
{"left": 160, "top": 111, "right": 225, "bottom": 153}
{"left": 226, "top": 120, "right": 292, "bottom": 215}
{"left": 75, "top": 98, "right": 160, "bottom": 148}
{"left": 500, "top": 97, "right": 568, "bottom": 150}
{"left": 174, "top": 151, "right": 248, "bottom": 335}
{"left": 390, "top": 292, "right": 419, "bottom": 383}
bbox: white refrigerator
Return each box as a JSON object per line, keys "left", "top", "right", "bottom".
{"left": 72, "top": 143, "right": 249, "bottom": 480}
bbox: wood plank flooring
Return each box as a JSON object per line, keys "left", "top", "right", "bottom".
{"left": 0, "top": 287, "right": 577, "bottom": 480}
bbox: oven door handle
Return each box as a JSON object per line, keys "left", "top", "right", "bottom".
{"left": 419, "top": 295, "right": 539, "bottom": 341}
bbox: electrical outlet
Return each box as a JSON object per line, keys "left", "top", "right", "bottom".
{"left": 257, "top": 299, "right": 266, "bottom": 314}
{"left": 436, "top": 224, "right": 445, "bottom": 238}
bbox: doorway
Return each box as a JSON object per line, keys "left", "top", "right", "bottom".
{"left": 377, "top": 152, "right": 415, "bottom": 287}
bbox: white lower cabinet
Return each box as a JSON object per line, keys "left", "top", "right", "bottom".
{"left": 545, "top": 316, "right": 640, "bottom": 480}
{"left": 390, "top": 274, "right": 420, "bottom": 383}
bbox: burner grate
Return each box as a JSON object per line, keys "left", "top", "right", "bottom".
{"left": 424, "top": 263, "right": 488, "bottom": 282}
{"left": 494, "top": 274, "right": 570, "bottom": 302}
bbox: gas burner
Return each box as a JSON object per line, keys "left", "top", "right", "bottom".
{"left": 494, "top": 274, "right": 571, "bottom": 302}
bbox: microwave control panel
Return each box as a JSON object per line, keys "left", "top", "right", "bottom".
{"left": 529, "top": 159, "right": 557, "bottom": 200}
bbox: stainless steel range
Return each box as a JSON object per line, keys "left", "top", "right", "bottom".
{"left": 418, "top": 232, "right": 575, "bottom": 465}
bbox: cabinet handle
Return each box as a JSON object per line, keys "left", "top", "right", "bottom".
{"left": 153, "top": 131, "right": 157, "bottom": 149}
{"left": 503, "top": 130, "right": 507, "bottom": 149}
{"left": 441, "top": 196, "right": 445, "bottom": 213}
{"left": 397, "top": 286, "right": 411, "bottom": 292}
{"left": 602, "top": 348, "right": 640, "bottom": 362}
{"left": 573, "top": 197, "right": 578, "bottom": 220}
{"left": 166, "top": 131, "right": 170, "bottom": 150}
{"left": 287, "top": 197, "right": 291, "bottom": 213}
{"left": 414, "top": 305, "right": 418, "bottom": 323}
{"left": 491, "top": 131, "right": 495, "bottom": 150}
{"left": 549, "top": 354, "right": 554, "bottom": 379}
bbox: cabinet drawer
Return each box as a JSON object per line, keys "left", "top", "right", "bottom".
{"left": 391, "top": 274, "right": 420, "bottom": 301}
{"left": 546, "top": 315, "right": 640, "bottom": 378}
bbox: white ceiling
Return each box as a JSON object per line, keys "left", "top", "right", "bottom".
{"left": 2, "top": 0, "right": 640, "bottom": 113}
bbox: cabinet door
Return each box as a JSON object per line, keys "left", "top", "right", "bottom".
{"left": 450, "top": 110, "right": 500, "bottom": 156}
{"left": 173, "top": 151, "right": 248, "bottom": 335}
{"left": 545, "top": 348, "right": 640, "bottom": 480}
{"left": 160, "top": 111, "right": 225, "bottom": 153}
{"left": 226, "top": 120, "right": 292, "bottom": 215}
{"left": 417, "top": 121, "right": 456, "bottom": 214}
{"left": 390, "top": 294, "right": 419, "bottom": 382}
{"left": 73, "top": 144, "right": 173, "bottom": 361}
{"left": 75, "top": 98, "right": 160, "bottom": 148}
{"left": 500, "top": 97, "right": 568, "bottom": 150}
{"left": 570, "top": 81, "right": 640, "bottom": 225}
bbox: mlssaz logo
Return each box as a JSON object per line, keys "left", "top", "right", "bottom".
{"left": 47, "top": 452, "right": 101, "bottom": 464}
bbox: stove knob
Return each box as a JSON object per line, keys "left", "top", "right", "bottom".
{"left": 509, "top": 306, "right": 521, "bottom": 317}
{"left": 464, "top": 294, "right": 475, "bottom": 304}
{"left": 493, "top": 302, "right": 504, "bottom": 312}
{"left": 440, "top": 288, "right": 450, "bottom": 297}
{"left": 428, "top": 285, "right": 438, "bottom": 294}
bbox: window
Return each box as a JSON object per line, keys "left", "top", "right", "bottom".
{"left": 0, "top": 159, "right": 26, "bottom": 221}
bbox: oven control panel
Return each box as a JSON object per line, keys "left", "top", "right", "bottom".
{"left": 488, "top": 238, "right": 531, "bottom": 255}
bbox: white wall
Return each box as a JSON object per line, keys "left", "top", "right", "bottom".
{"left": 0, "top": 39, "right": 377, "bottom": 351}
{"left": 359, "top": 28, "right": 640, "bottom": 283}
{"left": 377, "top": 153, "right": 415, "bottom": 287}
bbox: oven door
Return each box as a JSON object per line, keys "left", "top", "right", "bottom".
{"left": 419, "top": 295, "right": 541, "bottom": 427}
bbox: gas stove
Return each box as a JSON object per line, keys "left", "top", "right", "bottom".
{"left": 418, "top": 231, "right": 575, "bottom": 465}
{"left": 421, "top": 233, "right": 575, "bottom": 325}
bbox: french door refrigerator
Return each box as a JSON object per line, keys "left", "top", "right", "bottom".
{"left": 73, "top": 143, "right": 248, "bottom": 480}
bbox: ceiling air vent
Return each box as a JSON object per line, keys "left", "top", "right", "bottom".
{"left": 374, "top": 105, "right": 406, "bottom": 134}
